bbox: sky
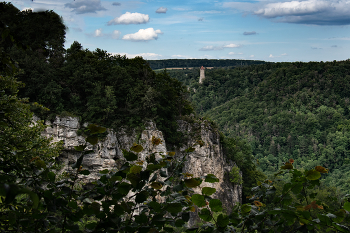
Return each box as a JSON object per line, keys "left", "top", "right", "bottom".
{"left": 6, "top": 0, "right": 350, "bottom": 62}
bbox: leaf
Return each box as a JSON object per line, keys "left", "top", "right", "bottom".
{"left": 191, "top": 194, "right": 206, "bottom": 207}
{"left": 205, "top": 174, "right": 219, "bottom": 183}
{"left": 151, "top": 182, "right": 163, "bottom": 190}
{"left": 185, "top": 147, "right": 195, "bottom": 153}
{"left": 333, "top": 209, "right": 346, "bottom": 223}
{"left": 87, "top": 124, "right": 106, "bottom": 134}
{"left": 217, "top": 214, "right": 229, "bottom": 227}
{"left": 305, "top": 169, "right": 321, "bottom": 180}
{"left": 130, "top": 165, "right": 142, "bottom": 174}
{"left": 90, "top": 202, "right": 100, "bottom": 215}
{"left": 72, "top": 154, "right": 84, "bottom": 169}
{"left": 149, "top": 201, "right": 162, "bottom": 212}
{"left": 315, "top": 166, "right": 328, "bottom": 173}
{"left": 118, "top": 182, "right": 132, "bottom": 195}
{"left": 122, "top": 149, "right": 138, "bottom": 161}
{"left": 168, "top": 152, "right": 176, "bottom": 156}
{"left": 209, "top": 199, "right": 223, "bottom": 212}
{"left": 47, "top": 172, "right": 56, "bottom": 182}
{"left": 147, "top": 164, "right": 162, "bottom": 171}
{"left": 291, "top": 183, "right": 303, "bottom": 195}
{"left": 135, "top": 191, "right": 149, "bottom": 203}
{"left": 166, "top": 203, "right": 182, "bottom": 214}
{"left": 343, "top": 202, "right": 350, "bottom": 212}
{"left": 99, "top": 169, "right": 109, "bottom": 174}
{"left": 184, "top": 178, "right": 202, "bottom": 188}
{"left": 86, "top": 136, "right": 98, "bottom": 145}
{"left": 74, "top": 145, "right": 86, "bottom": 151}
{"left": 281, "top": 162, "right": 293, "bottom": 169}
{"left": 135, "top": 213, "right": 148, "bottom": 224}
{"left": 199, "top": 208, "right": 212, "bottom": 221}
{"left": 80, "top": 170, "right": 90, "bottom": 175}
{"left": 130, "top": 144, "right": 143, "bottom": 153}
{"left": 202, "top": 187, "right": 216, "bottom": 196}
{"left": 35, "top": 159, "right": 46, "bottom": 169}
{"left": 175, "top": 219, "right": 185, "bottom": 227}
{"left": 182, "top": 212, "right": 190, "bottom": 222}
{"left": 241, "top": 204, "right": 252, "bottom": 214}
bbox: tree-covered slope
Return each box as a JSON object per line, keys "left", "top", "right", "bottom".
{"left": 0, "top": 3, "right": 193, "bottom": 146}
{"left": 168, "top": 61, "right": 350, "bottom": 192}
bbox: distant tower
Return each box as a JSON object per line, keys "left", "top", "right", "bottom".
{"left": 199, "top": 66, "right": 205, "bottom": 84}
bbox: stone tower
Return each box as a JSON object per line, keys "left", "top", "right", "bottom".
{"left": 199, "top": 66, "right": 205, "bottom": 84}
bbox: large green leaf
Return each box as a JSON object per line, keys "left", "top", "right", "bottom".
{"left": 209, "top": 199, "right": 223, "bottom": 212}
{"left": 217, "top": 214, "right": 229, "bottom": 227}
{"left": 166, "top": 203, "right": 182, "bottom": 213}
{"left": 184, "top": 178, "right": 202, "bottom": 188}
{"left": 343, "top": 202, "right": 350, "bottom": 212}
{"left": 202, "top": 187, "right": 216, "bottom": 196}
{"left": 191, "top": 194, "right": 206, "bottom": 207}
{"left": 122, "top": 149, "right": 138, "bottom": 161}
{"left": 305, "top": 169, "right": 321, "bottom": 180}
{"left": 135, "top": 190, "right": 149, "bottom": 203}
{"left": 204, "top": 174, "right": 219, "bottom": 183}
{"left": 87, "top": 124, "right": 106, "bottom": 134}
{"left": 198, "top": 208, "right": 212, "bottom": 221}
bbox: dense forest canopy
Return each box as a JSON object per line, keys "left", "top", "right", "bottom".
{"left": 166, "top": 61, "right": 350, "bottom": 193}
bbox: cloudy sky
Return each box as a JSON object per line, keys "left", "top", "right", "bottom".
{"left": 7, "top": 0, "right": 350, "bottom": 62}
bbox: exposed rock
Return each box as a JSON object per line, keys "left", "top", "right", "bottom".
{"left": 41, "top": 116, "right": 241, "bottom": 223}
{"left": 176, "top": 120, "right": 242, "bottom": 226}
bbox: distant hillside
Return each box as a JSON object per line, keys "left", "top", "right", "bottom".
{"left": 166, "top": 60, "right": 350, "bottom": 193}
{"left": 146, "top": 59, "right": 266, "bottom": 70}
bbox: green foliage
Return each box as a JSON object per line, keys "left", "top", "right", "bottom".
{"left": 0, "top": 3, "right": 193, "bottom": 146}
{"left": 167, "top": 60, "right": 350, "bottom": 193}
{"left": 229, "top": 166, "right": 243, "bottom": 185}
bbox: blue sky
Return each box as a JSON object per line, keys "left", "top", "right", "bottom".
{"left": 7, "top": 0, "right": 350, "bottom": 62}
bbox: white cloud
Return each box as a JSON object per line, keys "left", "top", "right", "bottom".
{"left": 254, "top": 0, "right": 330, "bottom": 18}
{"left": 199, "top": 45, "right": 223, "bottom": 51}
{"left": 229, "top": 52, "right": 243, "bottom": 55}
{"left": 122, "top": 28, "right": 163, "bottom": 41}
{"left": 65, "top": 0, "right": 106, "bottom": 14}
{"left": 224, "top": 0, "right": 350, "bottom": 25}
{"left": 250, "top": 55, "right": 255, "bottom": 58}
{"left": 200, "top": 43, "right": 242, "bottom": 51}
{"left": 112, "top": 30, "right": 121, "bottom": 39}
{"left": 108, "top": 12, "right": 149, "bottom": 25}
{"left": 94, "top": 28, "right": 103, "bottom": 37}
{"left": 223, "top": 43, "right": 241, "bottom": 48}
{"left": 281, "top": 53, "right": 288, "bottom": 56}
{"left": 269, "top": 54, "right": 274, "bottom": 58}
{"left": 156, "top": 7, "right": 167, "bottom": 13}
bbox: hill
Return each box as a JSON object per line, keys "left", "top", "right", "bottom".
{"left": 167, "top": 61, "right": 350, "bottom": 192}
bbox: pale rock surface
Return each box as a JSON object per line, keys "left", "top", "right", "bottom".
{"left": 41, "top": 116, "right": 241, "bottom": 223}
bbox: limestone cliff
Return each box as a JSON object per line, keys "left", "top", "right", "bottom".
{"left": 41, "top": 116, "right": 242, "bottom": 216}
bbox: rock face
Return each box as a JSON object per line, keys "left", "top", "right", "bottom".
{"left": 41, "top": 116, "right": 241, "bottom": 220}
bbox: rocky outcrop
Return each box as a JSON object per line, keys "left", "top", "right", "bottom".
{"left": 176, "top": 120, "right": 242, "bottom": 225}
{"left": 41, "top": 116, "right": 241, "bottom": 218}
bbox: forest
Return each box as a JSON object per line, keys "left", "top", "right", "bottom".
{"left": 165, "top": 61, "right": 350, "bottom": 194}
{"left": 1, "top": 2, "right": 350, "bottom": 232}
